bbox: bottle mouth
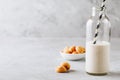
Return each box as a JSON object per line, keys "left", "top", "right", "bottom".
{"left": 92, "top": 6, "right": 106, "bottom": 16}
{"left": 92, "top": 7, "right": 100, "bottom": 11}
{"left": 92, "top": 6, "right": 106, "bottom": 11}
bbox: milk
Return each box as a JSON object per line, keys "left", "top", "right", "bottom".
{"left": 86, "top": 41, "right": 110, "bottom": 75}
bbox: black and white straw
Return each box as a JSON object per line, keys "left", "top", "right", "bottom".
{"left": 93, "top": 0, "right": 107, "bottom": 44}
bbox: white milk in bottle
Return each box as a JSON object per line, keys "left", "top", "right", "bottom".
{"left": 86, "top": 41, "right": 110, "bottom": 75}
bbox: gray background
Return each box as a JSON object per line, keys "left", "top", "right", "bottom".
{"left": 0, "top": 0, "right": 119, "bottom": 37}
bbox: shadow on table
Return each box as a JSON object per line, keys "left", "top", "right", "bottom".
{"left": 108, "top": 71, "right": 120, "bottom": 78}
{"left": 70, "top": 57, "right": 85, "bottom": 62}
{"left": 69, "top": 70, "right": 76, "bottom": 73}
{"left": 66, "top": 69, "right": 81, "bottom": 74}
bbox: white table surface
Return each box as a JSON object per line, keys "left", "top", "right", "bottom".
{"left": 0, "top": 37, "right": 119, "bottom": 80}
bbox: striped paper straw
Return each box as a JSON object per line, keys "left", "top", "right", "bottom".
{"left": 93, "top": 0, "right": 107, "bottom": 44}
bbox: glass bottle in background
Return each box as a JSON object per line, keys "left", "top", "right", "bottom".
{"left": 86, "top": 7, "right": 111, "bottom": 75}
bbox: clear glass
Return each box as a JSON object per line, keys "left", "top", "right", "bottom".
{"left": 86, "top": 7, "right": 111, "bottom": 43}
{"left": 86, "top": 7, "right": 111, "bottom": 75}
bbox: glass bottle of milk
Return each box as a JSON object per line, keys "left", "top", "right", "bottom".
{"left": 86, "top": 7, "right": 111, "bottom": 75}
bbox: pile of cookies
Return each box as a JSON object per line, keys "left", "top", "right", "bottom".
{"left": 62, "top": 46, "right": 85, "bottom": 54}
{"left": 56, "top": 62, "right": 70, "bottom": 73}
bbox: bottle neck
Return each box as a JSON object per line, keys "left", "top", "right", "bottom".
{"left": 92, "top": 7, "right": 96, "bottom": 16}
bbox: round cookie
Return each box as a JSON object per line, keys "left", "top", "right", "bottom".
{"left": 56, "top": 66, "right": 67, "bottom": 73}
{"left": 61, "top": 62, "right": 70, "bottom": 70}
